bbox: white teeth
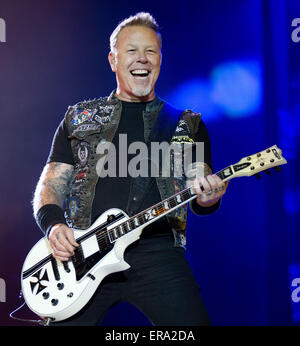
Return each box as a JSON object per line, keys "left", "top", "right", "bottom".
{"left": 131, "top": 69, "right": 149, "bottom": 75}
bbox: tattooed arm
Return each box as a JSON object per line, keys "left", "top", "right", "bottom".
{"left": 33, "top": 162, "right": 78, "bottom": 261}
{"left": 33, "top": 162, "right": 74, "bottom": 215}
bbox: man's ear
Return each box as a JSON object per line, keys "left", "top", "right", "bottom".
{"left": 108, "top": 51, "right": 116, "bottom": 72}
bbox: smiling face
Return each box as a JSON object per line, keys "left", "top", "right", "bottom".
{"left": 108, "top": 25, "right": 162, "bottom": 102}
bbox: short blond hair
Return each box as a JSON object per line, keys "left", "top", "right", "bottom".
{"left": 109, "top": 12, "right": 162, "bottom": 52}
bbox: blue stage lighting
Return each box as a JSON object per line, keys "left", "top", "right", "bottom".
{"left": 164, "top": 78, "right": 220, "bottom": 120}
{"left": 164, "top": 60, "right": 262, "bottom": 121}
{"left": 211, "top": 60, "right": 262, "bottom": 117}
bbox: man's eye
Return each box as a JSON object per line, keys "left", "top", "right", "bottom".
{"left": 128, "top": 49, "right": 136, "bottom": 52}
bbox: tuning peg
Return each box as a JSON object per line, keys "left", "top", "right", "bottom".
{"left": 273, "top": 166, "right": 282, "bottom": 172}
{"left": 255, "top": 173, "right": 262, "bottom": 179}
{"left": 264, "top": 169, "right": 272, "bottom": 175}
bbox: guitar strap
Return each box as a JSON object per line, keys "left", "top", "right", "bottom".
{"left": 126, "top": 102, "right": 183, "bottom": 216}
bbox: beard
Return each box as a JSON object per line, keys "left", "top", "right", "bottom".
{"left": 131, "top": 84, "right": 152, "bottom": 97}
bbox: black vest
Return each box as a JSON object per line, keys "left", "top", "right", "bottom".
{"left": 64, "top": 91, "right": 204, "bottom": 248}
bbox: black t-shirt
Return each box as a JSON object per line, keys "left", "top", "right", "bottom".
{"left": 47, "top": 100, "right": 213, "bottom": 236}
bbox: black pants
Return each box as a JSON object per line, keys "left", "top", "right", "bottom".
{"left": 53, "top": 234, "right": 211, "bottom": 326}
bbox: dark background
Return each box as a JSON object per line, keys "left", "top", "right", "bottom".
{"left": 0, "top": 0, "right": 299, "bottom": 326}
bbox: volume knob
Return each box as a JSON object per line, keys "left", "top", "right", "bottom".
{"left": 51, "top": 299, "right": 59, "bottom": 306}
{"left": 42, "top": 292, "right": 49, "bottom": 299}
{"left": 57, "top": 282, "right": 64, "bottom": 290}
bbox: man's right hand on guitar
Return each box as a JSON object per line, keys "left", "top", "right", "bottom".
{"left": 49, "top": 224, "right": 79, "bottom": 262}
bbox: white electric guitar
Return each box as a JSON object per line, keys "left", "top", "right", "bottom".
{"left": 21, "top": 145, "right": 287, "bottom": 323}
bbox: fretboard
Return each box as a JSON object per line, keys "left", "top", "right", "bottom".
{"left": 107, "top": 166, "right": 231, "bottom": 243}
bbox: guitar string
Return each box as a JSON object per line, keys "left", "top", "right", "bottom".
{"left": 78, "top": 158, "right": 273, "bottom": 267}
{"left": 72, "top": 188, "right": 194, "bottom": 264}
{"left": 74, "top": 180, "right": 218, "bottom": 259}
{"left": 73, "top": 169, "right": 226, "bottom": 263}
{"left": 94, "top": 168, "right": 224, "bottom": 245}
{"left": 55, "top": 157, "right": 285, "bottom": 266}
{"left": 91, "top": 188, "right": 193, "bottom": 247}
{"left": 23, "top": 185, "right": 210, "bottom": 282}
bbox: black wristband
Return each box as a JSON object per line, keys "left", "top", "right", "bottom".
{"left": 35, "top": 204, "right": 67, "bottom": 238}
{"left": 190, "top": 197, "right": 221, "bottom": 215}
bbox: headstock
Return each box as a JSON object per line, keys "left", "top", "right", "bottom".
{"left": 217, "top": 145, "right": 287, "bottom": 181}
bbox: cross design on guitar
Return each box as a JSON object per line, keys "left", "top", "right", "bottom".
{"left": 29, "top": 268, "right": 49, "bottom": 295}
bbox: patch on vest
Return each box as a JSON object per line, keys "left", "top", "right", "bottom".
{"left": 93, "top": 105, "right": 115, "bottom": 125}
{"left": 73, "top": 123, "right": 101, "bottom": 134}
{"left": 76, "top": 141, "right": 90, "bottom": 167}
{"left": 71, "top": 108, "right": 96, "bottom": 126}
{"left": 174, "top": 119, "right": 192, "bottom": 135}
{"left": 171, "top": 136, "right": 194, "bottom": 143}
{"left": 75, "top": 168, "right": 88, "bottom": 184}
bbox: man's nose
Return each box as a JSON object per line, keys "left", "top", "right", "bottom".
{"left": 136, "top": 51, "right": 148, "bottom": 63}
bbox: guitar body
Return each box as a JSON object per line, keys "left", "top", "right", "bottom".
{"left": 21, "top": 208, "right": 143, "bottom": 322}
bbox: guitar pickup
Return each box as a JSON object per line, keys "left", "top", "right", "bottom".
{"left": 63, "top": 261, "right": 71, "bottom": 273}
{"left": 51, "top": 257, "right": 60, "bottom": 281}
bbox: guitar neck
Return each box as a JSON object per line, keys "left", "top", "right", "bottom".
{"left": 134, "top": 165, "right": 233, "bottom": 223}
{"left": 106, "top": 144, "right": 287, "bottom": 242}
{"left": 132, "top": 163, "right": 238, "bottom": 223}
{"left": 107, "top": 165, "right": 234, "bottom": 242}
